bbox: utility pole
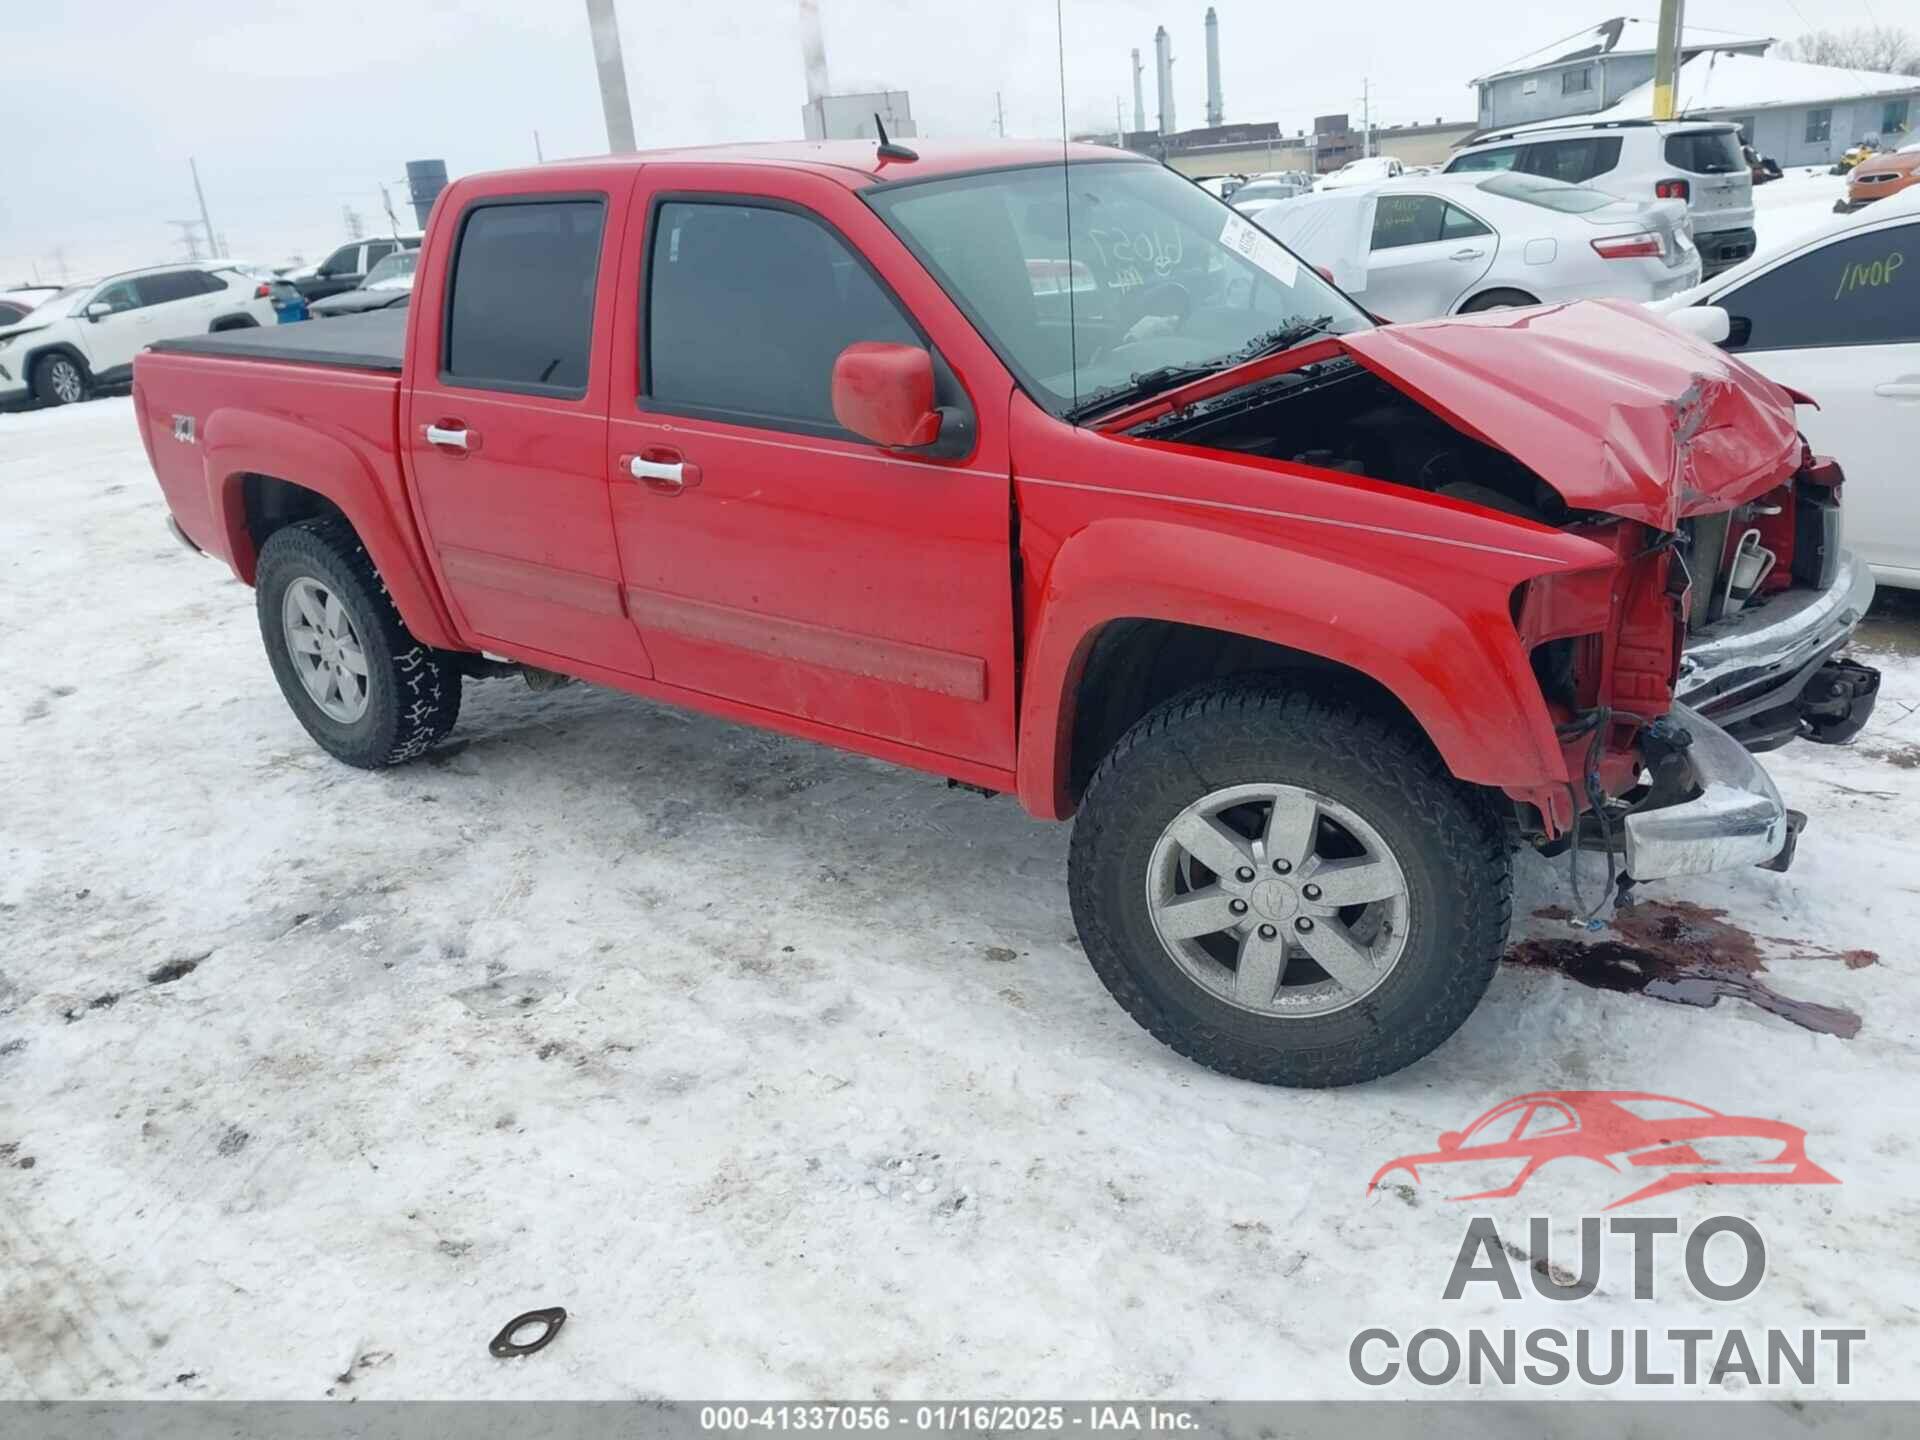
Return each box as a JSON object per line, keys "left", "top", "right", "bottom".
{"left": 995, "top": 91, "right": 1006, "bottom": 138}
{"left": 167, "top": 219, "right": 204, "bottom": 261}
{"left": 1361, "top": 78, "right": 1372, "bottom": 158}
{"left": 1651, "top": 0, "right": 1685, "bottom": 121}
{"left": 584, "top": 0, "right": 637, "bottom": 153}
{"left": 534, "top": 130, "right": 545, "bottom": 162}
{"left": 342, "top": 204, "right": 365, "bottom": 240}
{"left": 1115, "top": 97, "right": 1125, "bottom": 146}
{"left": 189, "top": 157, "right": 218, "bottom": 259}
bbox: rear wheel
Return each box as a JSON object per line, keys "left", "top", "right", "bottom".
{"left": 31, "top": 353, "right": 88, "bottom": 406}
{"left": 255, "top": 518, "right": 461, "bottom": 768}
{"left": 1068, "top": 678, "right": 1512, "bottom": 1087}
{"left": 1459, "top": 289, "right": 1539, "bottom": 313}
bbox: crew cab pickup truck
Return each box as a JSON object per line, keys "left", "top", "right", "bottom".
{"left": 133, "top": 140, "right": 1879, "bottom": 1087}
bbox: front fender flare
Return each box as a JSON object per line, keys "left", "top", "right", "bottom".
{"left": 1016, "top": 518, "right": 1576, "bottom": 819}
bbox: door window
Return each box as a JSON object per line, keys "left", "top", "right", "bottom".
{"left": 1721, "top": 223, "right": 1918, "bottom": 351}
{"left": 1440, "top": 204, "right": 1491, "bottom": 240}
{"left": 442, "top": 197, "right": 605, "bottom": 396}
{"left": 645, "top": 200, "right": 921, "bottom": 434}
{"left": 1523, "top": 136, "right": 1623, "bottom": 184}
{"left": 320, "top": 245, "right": 362, "bottom": 277}
{"left": 365, "top": 240, "right": 395, "bottom": 266}
{"left": 136, "top": 270, "right": 212, "bottom": 306}
{"left": 1370, "top": 195, "right": 1450, "bottom": 250}
{"left": 1462, "top": 1106, "right": 1528, "bottom": 1147}
{"left": 1448, "top": 145, "right": 1522, "bottom": 173}
{"left": 1517, "top": 1104, "right": 1576, "bottom": 1140}
{"left": 90, "top": 279, "right": 144, "bottom": 313}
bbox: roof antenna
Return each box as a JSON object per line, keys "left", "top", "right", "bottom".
{"left": 873, "top": 112, "right": 918, "bottom": 162}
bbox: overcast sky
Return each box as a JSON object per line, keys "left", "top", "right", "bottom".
{"left": 0, "top": 0, "right": 1877, "bottom": 282}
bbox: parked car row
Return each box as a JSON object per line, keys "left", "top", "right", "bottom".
{"left": 1242, "top": 170, "right": 1698, "bottom": 319}
{"left": 1, "top": 262, "right": 276, "bottom": 407}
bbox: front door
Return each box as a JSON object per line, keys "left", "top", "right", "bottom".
{"left": 1717, "top": 217, "right": 1920, "bottom": 583}
{"left": 1363, "top": 193, "right": 1495, "bottom": 320}
{"left": 604, "top": 172, "right": 1017, "bottom": 769}
{"left": 74, "top": 278, "right": 153, "bottom": 376}
{"left": 405, "top": 177, "right": 654, "bottom": 678}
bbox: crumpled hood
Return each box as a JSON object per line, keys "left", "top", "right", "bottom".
{"left": 1338, "top": 299, "right": 1802, "bottom": 530}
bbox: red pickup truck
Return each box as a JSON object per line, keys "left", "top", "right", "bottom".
{"left": 134, "top": 139, "right": 1878, "bottom": 1087}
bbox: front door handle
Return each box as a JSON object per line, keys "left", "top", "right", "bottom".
{"left": 1450, "top": 248, "right": 1485, "bottom": 261}
{"left": 623, "top": 450, "right": 702, "bottom": 494}
{"left": 424, "top": 423, "right": 472, "bottom": 451}
{"left": 1874, "top": 380, "right": 1920, "bottom": 399}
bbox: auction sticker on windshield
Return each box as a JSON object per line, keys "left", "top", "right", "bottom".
{"left": 1219, "top": 211, "right": 1298, "bottom": 287}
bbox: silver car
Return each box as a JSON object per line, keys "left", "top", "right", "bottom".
{"left": 1242, "top": 171, "right": 1700, "bottom": 320}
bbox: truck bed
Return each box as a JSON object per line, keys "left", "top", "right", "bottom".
{"left": 148, "top": 308, "right": 406, "bottom": 373}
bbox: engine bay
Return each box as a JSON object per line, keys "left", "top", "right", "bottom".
{"left": 1128, "top": 355, "right": 1572, "bottom": 526}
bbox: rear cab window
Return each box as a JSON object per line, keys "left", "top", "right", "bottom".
{"left": 1665, "top": 129, "right": 1743, "bottom": 174}
{"left": 442, "top": 197, "right": 606, "bottom": 396}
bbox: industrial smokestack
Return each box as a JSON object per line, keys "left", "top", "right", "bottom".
{"left": 1131, "top": 48, "right": 1146, "bottom": 133}
{"left": 798, "top": 0, "right": 830, "bottom": 105}
{"left": 1154, "top": 25, "right": 1175, "bottom": 135}
{"left": 1204, "top": 7, "right": 1223, "bottom": 127}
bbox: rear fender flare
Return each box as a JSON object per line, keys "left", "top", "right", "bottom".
{"left": 202, "top": 408, "right": 462, "bottom": 649}
{"left": 1016, "top": 518, "right": 1574, "bottom": 819}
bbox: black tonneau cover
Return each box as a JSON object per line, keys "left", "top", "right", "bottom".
{"left": 147, "top": 309, "right": 406, "bottom": 374}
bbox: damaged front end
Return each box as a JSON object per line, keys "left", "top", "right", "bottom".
{"left": 1122, "top": 299, "right": 1880, "bottom": 887}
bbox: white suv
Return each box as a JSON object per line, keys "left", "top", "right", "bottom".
{"left": 1445, "top": 119, "right": 1755, "bottom": 275}
{"left": 0, "top": 263, "right": 277, "bottom": 407}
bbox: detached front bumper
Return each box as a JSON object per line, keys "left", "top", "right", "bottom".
{"left": 1622, "top": 704, "right": 1796, "bottom": 881}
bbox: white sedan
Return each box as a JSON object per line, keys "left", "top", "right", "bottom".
{"left": 1653, "top": 186, "right": 1920, "bottom": 589}
{"left": 1244, "top": 171, "right": 1700, "bottom": 319}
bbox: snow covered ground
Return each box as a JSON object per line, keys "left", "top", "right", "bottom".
{"left": 3, "top": 397, "right": 1920, "bottom": 1402}
{"left": 1750, "top": 167, "right": 1854, "bottom": 256}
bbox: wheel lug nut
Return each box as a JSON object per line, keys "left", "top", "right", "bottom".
{"left": 1273, "top": 859, "right": 1291, "bottom": 874}
{"left": 1258, "top": 924, "right": 1277, "bottom": 940}
{"left": 1229, "top": 899, "right": 1248, "bottom": 915}
{"left": 1295, "top": 917, "right": 1314, "bottom": 932}
{"left": 1235, "top": 866, "right": 1255, "bottom": 883}
{"left": 1303, "top": 884, "right": 1321, "bottom": 901}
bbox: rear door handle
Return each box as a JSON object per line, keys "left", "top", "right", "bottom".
{"left": 1450, "top": 248, "right": 1485, "bottom": 260}
{"left": 424, "top": 423, "right": 472, "bottom": 451}
{"left": 623, "top": 450, "right": 702, "bottom": 494}
{"left": 1873, "top": 380, "right": 1920, "bottom": 399}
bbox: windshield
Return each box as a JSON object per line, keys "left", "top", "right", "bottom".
{"left": 867, "top": 160, "right": 1370, "bottom": 417}
{"left": 1475, "top": 172, "right": 1617, "bottom": 213}
{"left": 363, "top": 250, "right": 418, "bottom": 289}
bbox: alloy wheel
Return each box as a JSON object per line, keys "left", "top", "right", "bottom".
{"left": 1146, "top": 782, "right": 1411, "bottom": 1016}
{"left": 281, "top": 576, "right": 371, "bottom": 723}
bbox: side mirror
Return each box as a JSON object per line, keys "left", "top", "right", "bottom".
{"left": 1666, "top": 304, "right": 1732, "bottom": 346}
{"left": 1438, "top": 1131, "right": 1464, "bottom": 1153}
{"left": 85, "top": 302, "right": 112, "bottom": 321}
{"left": 832, "top": 342, "right": 943, "bottom": 449}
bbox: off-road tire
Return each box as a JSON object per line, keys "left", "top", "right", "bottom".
{"left": 1068, "top": 678, "right": 1512, "bottom": 1087}
{"left": 31, "top": 352, "right": 89, "bottom": 406}
{"left": 255, "top": 518, "right": 462, "bottom": 768}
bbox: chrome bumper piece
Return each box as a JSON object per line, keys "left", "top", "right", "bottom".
{"left": 165, "top": 515, "right": 206, "bottom": 557}
{"left": 1622, "top": 704, "right": 1792, "bottom": 881}
{"left": 1676, "top": 549, "right": 1875, "bottom": 719}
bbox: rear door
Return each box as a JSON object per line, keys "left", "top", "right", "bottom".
{"left": 403, "top": 173, "right": 655, "bottom": 678}
{"left": 1717, "top": 217, "right": 1920, "bottom": 582}
{"left": 602, "top": 166, "right": 1018, "bottom": 770}
{"left": 134, "top": 268, "right": 222, "bottom": 341}
{"left": 1363, "top": 193, "right": 1494, "bottom": 319}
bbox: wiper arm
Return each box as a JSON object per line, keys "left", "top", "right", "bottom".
{"left": 1235, "top": 314, "right": 1338, "bottom": 361}
{"left": 1062, "top": 362, "right": 1226, "bottom": 423}
{"left": 1060, "top": 317, "right": 1340, "bottom": 424}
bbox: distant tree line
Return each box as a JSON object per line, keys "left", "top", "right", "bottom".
{"left": 1778, "top": 25, "right": 1920, "bottom": 77}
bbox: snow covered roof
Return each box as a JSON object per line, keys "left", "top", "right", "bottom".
{"left": 1472, "top": 16, "right": 1772, "bottom": 86}
{"left": 1601, "top": 51, "right": 1920, "bottom": 119}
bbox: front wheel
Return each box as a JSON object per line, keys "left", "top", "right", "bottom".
{"left": 255, "top": 518, "right": 462, "bottom": 768}
{"left": 31, "top": 353, "right": 88, "bottom": 406}
{"left": 1068, "top": 679, "right": 1512, "bottom": 1087}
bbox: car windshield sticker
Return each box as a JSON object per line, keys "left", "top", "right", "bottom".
{"left": 1219, "top": 212, "right": 1298, "bottom": 287}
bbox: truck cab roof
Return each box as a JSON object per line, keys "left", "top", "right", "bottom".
{"left": 524, "top": 138, "right": 1138, "bottom": 190}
